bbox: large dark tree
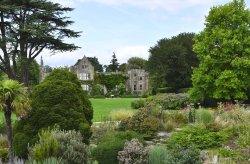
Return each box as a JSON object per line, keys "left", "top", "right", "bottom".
{"left": 87, "top": 57, "right": 103, "bottom": 72}
{"left": 108, "top": 52, "right": 120, "bottom": 72}
{"left": 0, "top": 0, "right": 80, "bottom": 86}
{"left": 147, "top": 33, "right": 198, "bottom": 92}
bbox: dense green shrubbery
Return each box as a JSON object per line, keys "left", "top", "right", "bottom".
{"left": 153, "top": 93, "right": 190, "bottom": 110}
{"left": 14, "top": 69, "right": 93, "bottom": 158}
{"left": 92, "top": 131, "right": 144, "bottom": 164}
{"left": 167, "top": 125, "right": 228, "bottom": 150}
{"left": 131, "top": 99, "right": 145, "bottom": 109}
{"left": 28, "top": 129, "right": 90, "bottom": 164}
{"left": 119, "top": 109, "right": 163, "bottom": 139}
{"left": 0, "top": 135, "right": 8, "bottom": 162}
{"left": 149, "top": 146, "right": 168, "bottom": 164}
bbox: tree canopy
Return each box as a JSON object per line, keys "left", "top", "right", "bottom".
{"left": 127, "top": 57, "right": 147, "bottom": 70}
{"left": 189, "top": 0, "right": 250, "bottom": 102}
{"left": 0, "top": 0, "right": 80, "bottom": 85}
{"left": 87, "top": 57, "right": 103, "bottom": 72}
{"left": 147, "top": 33, "right": 198, "bottom": 93}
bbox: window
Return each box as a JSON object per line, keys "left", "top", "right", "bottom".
{"left": 134, "top": 73, "right": 137, "bottom": 77}
{"left": 82, "top": 84, "right": 89, "bottom": 91}
{"left": 140, "top": 77, "right": 143, "bottom": 80}
{"left": 134, "top": 85, "right": 137, "bottom": 91}
{"left": 79, "top": 73, "right": 89, "bottom": 80}
{"left": 82, "top": 65, "right": 88, "bottom": 70}
{"left": 140, "top": 85, "right": 143, "bottom": 90}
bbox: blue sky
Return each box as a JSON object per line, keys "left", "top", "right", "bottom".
{"left": 41, "top": 0, "right": 250, "bottom": 67}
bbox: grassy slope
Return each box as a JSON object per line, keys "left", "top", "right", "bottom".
{"left": 90, "top": 98, "right": 139, "bottom": 122}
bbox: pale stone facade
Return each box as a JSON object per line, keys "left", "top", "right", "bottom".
{"left": 70, "top": 56, "right": 95, "bottom": 91}
{"left": 126, "top": 69, "right": 149, "bottom": 95}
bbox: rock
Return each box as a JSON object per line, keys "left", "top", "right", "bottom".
{"left": 157, "top": 132, "right": 170, "bottom": 138}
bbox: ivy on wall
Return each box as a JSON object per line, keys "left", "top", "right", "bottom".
{"left": 95, "top": 74, "right": 128, "bottom": 91}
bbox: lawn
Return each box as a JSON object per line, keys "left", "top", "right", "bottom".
{"left": 90, "top": 98, "right": 140, "bottom": 122}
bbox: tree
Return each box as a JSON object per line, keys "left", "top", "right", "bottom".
{"left": 147, "top": 33, "right": 198, "bottom": 92}
{"left": 189, "top": 0, "right": 250, "bottom": 102}
{"left": 0, "top": 79, "right": 29, "bottom": 162}
{"left": 118, "top": 63, "right": 128, "bottom": 73}
{"left": 87, "top": 57, "right": 103, "bottom": 72}
{"left": 108, "top": 52, "right": 120, "bottom": 72}
{"left": 14, "top": 69, "right": 93, "bottom": 157}
{"left": 0, "top": 0, "right": 80, "bottom": 86}
{"left": 127, "top": 57, "right": 147, "bottom": 70}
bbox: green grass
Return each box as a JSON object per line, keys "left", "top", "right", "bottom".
{"left": 90, "top": 98, "right": 140, "bottom": 122}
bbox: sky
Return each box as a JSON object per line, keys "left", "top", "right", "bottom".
{"left": 40, "top": 0, "right": 250, "bottom": 67}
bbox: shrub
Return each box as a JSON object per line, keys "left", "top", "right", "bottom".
{"left": 92, "top": 131, "right": 144, "bottom": 164}
{"left": 131, "top": 99, "right": 145, "bottom": 109}
{"left": 28, "top": 129, "right": 59, "bottom": 162}
{"left": 120, "top": 109, "right": 163, "bottom": 139}
{"left": 0, "top": 134, "right": 8, "bottom": 162}
{"left": 167, "top": 144, "right": 202, "bottom": 164}
{"left": 195, "top": 109, "right": 213, "bottom": 125}
{"left": 167, "top": 125, "right": 228, "bottom": 150}
{"left": 13, "top": 133, "right": 30, "bottom": 158}
{"left": 0, "top": 121, "right": 6, "bottom": 134}
{"left": 51, "top": 129, "right": 90, "bottom": 164}
{"left": 110, "top": 110, "right": 135, "bottom": 121}
{"left": 153, "top": 93, "right": 190, "bottom": 110}
{"left": 149, "top": 146, "right": 168, "bottom": 164}
{"left": 118, "top": 139, "right": 148, "bottom": 164}
{"left": 164, "top": 112, "right": 188, "bottom": 127}
{"left": 28, "top": 157, "right": 64, "bottom": 164}
{"left": 15, "top": 69, "right": 93, "bottom": 157}
{"left": 28, "top": 128, "right": 90, "bottom": 164}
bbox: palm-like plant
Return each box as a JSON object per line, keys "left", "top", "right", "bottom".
{"left": 0, "top": 79, "right": 29, "bottom": 163}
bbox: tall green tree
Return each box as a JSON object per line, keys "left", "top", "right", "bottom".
{"left": 189, "top": 0, "right": 250, "bottom": 102}
{"left": 0, "top": 79, "right": 29, "bottom": 162}
{"left": 108, "top": 52, "right": 120, "bottom": 72}
{"left": 87, "top": 57, "right": 103, "bottom": 72}
{"left": 127, "top": 57, "right": 147, "bottom": 70}
{"left": 147, "top": 33, "right": 198, "bottom": 92}
{"left": 0, "top": 0, "right": 80, "bottom": 86}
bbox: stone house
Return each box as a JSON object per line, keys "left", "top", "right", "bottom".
{"left": 126, "top": 69, "right": 149, "bottom": 95}
{"left": 70, "top": 56, "right": 95, "bottom": 91}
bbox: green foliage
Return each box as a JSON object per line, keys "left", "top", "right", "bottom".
{"left": 153, "top": 93, "right": 190, "bottom": 110}
{"left": 131, "top": 99, "right": 145, "bottom": 109}
{"left": 149, "top": 146, "right": 168, "bottom": 164}
{"left": 118, "top": 139, "right": 148, "bottom": 164}
{"left": 127, "top": 57, "right": 147, "bottom": 70}
{"left": 91, "top": 84, "right": 104, "bottom": 96}
{"left": 13, "top": 133, "right": 30, "bottom": 158}
{"left": 0, "top": 0, "right": 80, "bottom": 85}
{"left": 51, "top": 129, "right": 90, "bottom": 164}
{"left": 28, "top": 157, "right": 64, "bottom": 164}
{"left": 0, "top": 148, "right": 8, "bottom": 163}
{"left": 147, "top": 33, "right": 198, "bottom": 92}
{"left": 116, "top": 83, "right": 127, "bottom": 96}
{"left": 167, "top": 144, "right": 202, "bottom": 164}
{"left": 119, "top": 109, "right": 163, "bottom": 139}
{"left": 15, "top": 69, "right": 93, "bottom": 157}
{"left": 95, "top": 73, "right": 128, "bottom": 92}
{"left": 218, "top": 148, "right": 243, "bottom": 160}
{"left": 190, "top": 0, "right": 250, "bottom": 102}
{"left": 29, "top": 129, "right": 59, "bottom": 162}
{"left": 107, "top": 53, "right": 120, "bottom": 72}
{"left": 195, "top": 109, "right": 213, "bottom": 125}
{"left": 87, "top": 57, "right": 103, "bottom": 72}
{"left": 92, "top": 131, "right": 144, "bottom": 164}
{"left": 167, "top": 125, "right": 228, "bottom": 150}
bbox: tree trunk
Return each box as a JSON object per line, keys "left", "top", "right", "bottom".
{"left": 4, "top": 99, "right": 14, "bottom": 163}
{"left": 21, "top": 58, "right": 29, "bottom": 86}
